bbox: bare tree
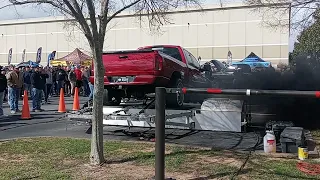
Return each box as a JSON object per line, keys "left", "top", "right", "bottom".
{"left": 244, "top": 0, "right": 319, "bottom": 30}
{"left": 1, "top": 0, "right": 201, "bottom": 165}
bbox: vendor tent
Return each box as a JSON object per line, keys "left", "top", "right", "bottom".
{"left": 16, "top": 60, "right": 40, "bottom": 68}
{"left": 51, "top": 48, "right": 92, "bottom": 66}
{"left": 232, "top": 52, "right": 271, "bottom": 68}
{"left": 241, "top": 52, "right": 265, "bottom": 62}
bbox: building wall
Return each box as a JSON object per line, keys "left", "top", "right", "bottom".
{"left": 0, "top": 3, "right": 289, "bottom": 66}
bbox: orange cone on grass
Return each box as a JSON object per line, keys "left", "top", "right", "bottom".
{"left": 72, "top": 87, "right": 80, "bottom": 111}
{"left": 58, "top": 88, "right": 66, "bottom": 113}
{"left": 21, "top": 90, "right": 31, "bottom": 120}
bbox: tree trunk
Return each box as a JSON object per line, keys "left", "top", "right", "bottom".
{"left": 90, "top": 45, "right": 105, "bottom": 165}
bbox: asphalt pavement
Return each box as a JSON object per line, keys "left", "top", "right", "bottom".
{"left": 0, "top": 96, "right": 262, "bottom": 151}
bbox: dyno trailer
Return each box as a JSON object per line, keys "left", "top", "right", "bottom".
{"left": 66, "top": 87, "right": 320, "bottom": 134}
{"left": 67, "top": 90, "right": 258, "bottom": 133}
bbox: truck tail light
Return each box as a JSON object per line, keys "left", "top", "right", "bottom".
{"left": 155, "top": 54, "right": 163, "bottom": 71}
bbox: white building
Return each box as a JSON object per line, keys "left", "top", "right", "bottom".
{"left": 0, "top": 3, "right": 290, "bottom": 66}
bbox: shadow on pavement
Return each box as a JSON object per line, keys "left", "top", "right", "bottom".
{"left": 99, "top": 127, "right": 261, "bottom": 151}
{"left": 0, "top": 116, "right": 65, "bottom": 132}
{"left": 0, "top": 122, "right": 28, "bottom": 127}
{"left": 0, "top": 115, "right": 21, "bottom": 122}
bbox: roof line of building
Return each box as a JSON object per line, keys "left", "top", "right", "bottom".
{"left": 0, "top": 3, "right": 290, "bottom": 26}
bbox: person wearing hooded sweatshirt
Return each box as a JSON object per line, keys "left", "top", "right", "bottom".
{"left": 0, "top": 67, "right": 7, "bottom": 116}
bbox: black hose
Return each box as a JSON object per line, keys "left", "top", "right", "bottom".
{"left": 230, "top": 131, "right": 261, "bottom": 180}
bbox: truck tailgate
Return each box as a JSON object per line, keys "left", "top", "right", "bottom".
{"left": 103, "top": 50, "right": 156, "bottom": 76}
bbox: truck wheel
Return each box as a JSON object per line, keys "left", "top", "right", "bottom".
{"left": 167, "top": 78, "right": 184, "bottom": 108}
{"left": 103, "top": 89, "right": 121, "bottom": 106}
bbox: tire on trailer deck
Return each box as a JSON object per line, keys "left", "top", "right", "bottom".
{"left": 166, "top": 78, "right": 184, "bottom": 108}
{"left": 103, "top": 89, "right": 121, "bottom": 106}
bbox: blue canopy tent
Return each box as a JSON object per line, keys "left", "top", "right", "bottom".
{"left": 232, "top": 52, "right": 271, "bottom": 68}
{"left": 16, "top": 60, "right": 40, "bottom": 68}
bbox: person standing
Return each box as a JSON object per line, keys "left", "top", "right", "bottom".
{"left": 68, "top": 67, "right": 77, "bottom": 96}
{"left": 23, "top": 66, "right": 32, "bottom": 96}
{"left": 19, "top": 67, "right": 25, "bottom": 98}
{"left": 81, "top": 66, "right": 90, "bottom": 96}
{"left": 0, "top": 67, "right": 7, "bottom": 116}
{"left": 64, "top": 66, "right": 71, "bottom": 96}
{"left": 15, "top": 66, "right": 23, "bottom": 101}
{"left": 6, "top": 65, "right": 22, "bottom": 114}
{"left": 83, "top": 80, "right": 94, "bottom": 108}
{"left": 75, "top": 66, "right": 83, "bottom": 95}
{"left": 45, "top": 67, "right": 53, "bottom": 103}
{"left": 52, "top": 67, "right": 57, "bottom": 95}
{"left": 56, "top": 65, "right": 66, "bottom": 95}
{"left": 31, "top": 66, "right": 45, "bottom": 112}
{"left": 1, "top": 69, "right": 7, "bottom": 103}
{"left": 39, "top": 67, "right": 48, "bottom": 105}
{"left": 88, "top": 80, "right": 94, "bottom": 101}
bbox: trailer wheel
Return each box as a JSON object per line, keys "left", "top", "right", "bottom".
{"left": 103, "top": 89, "right": 121, "bottom": 106}
{"left": 167, "top": 78, "right": 184, "bottom": 108}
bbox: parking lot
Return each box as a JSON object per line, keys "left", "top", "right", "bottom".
{"left": 0, "top": 96, "right": 261, "bottom": 152}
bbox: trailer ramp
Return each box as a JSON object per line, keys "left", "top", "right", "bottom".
{"left": 67, "top": 97, "right": 244, "bottom": 133}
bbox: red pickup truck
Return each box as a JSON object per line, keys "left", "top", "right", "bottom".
{"left": 91, "top": 45, "right": 211, "bottom": 107}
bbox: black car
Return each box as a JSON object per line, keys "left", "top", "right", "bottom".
{"left": 201, "top": 60, "right": 252, "bottom": 88}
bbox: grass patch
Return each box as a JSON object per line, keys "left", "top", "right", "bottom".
{"left": 0, "top": 137, "right": 319, "bottom": 180}
{"left": 311, "top": 129, "right": 320, "bottom": 139}
{"left": 242, "top": 155, "right": 320, "bottom": 180}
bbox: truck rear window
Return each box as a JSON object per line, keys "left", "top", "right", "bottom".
{"left": 143, "top": 47, "right": 182, "bottom": 61}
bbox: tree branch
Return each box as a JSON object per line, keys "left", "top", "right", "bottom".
{"left": 85, "top": 0, "right": 100, "bottom": 49}
{"left": 62, "top": 0, "right": 94, "bottom": 46}
{"left": 0, "top": 4, "right": 14, "bottom": 10}
{"left": 106, "top": 0, "right": 141, "bottom": 24}
{"left": 98, "top": 0, "right": 109, "bottom": 48}
{"left": 7, "top": 0, "right": 72, "bottom": 15}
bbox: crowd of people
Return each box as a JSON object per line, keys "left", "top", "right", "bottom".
{"left": 0, "top": 64, "right": 94, "bottom": 116}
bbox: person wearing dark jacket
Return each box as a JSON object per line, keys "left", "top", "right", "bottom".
{"left": 39, "top": 67, "right": 48, "bottom": 105}
{"left": 56, "top": 65, "right": 66, "bottom": 95}
{"left": 0, "top": 67, "right": 7, "bottom": 116}
{"left": 31, "top": 66, "right": 46, "bottom": 112}
{"left": 52, "top": 68, "right": 57, "bottom": 95}
{"left": 23, "top": 66, "right": 32, "bottom": 95}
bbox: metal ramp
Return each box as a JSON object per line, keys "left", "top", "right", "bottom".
{"left": 67, "top": 97, "right": 245, "bottom": 133}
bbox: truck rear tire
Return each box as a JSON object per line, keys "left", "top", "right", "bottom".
{"left": 166, "top": 78, "right": 184, "bottom": 108}
{"left": 103, "top": 89, "right": 121, "bottom": 106}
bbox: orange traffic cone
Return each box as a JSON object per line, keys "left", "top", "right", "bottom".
{"left": 21, "top": 90, "right": 31, "bottom": 120}
{"left": 73, "top": 87, "right": 80, "bottom": 111}
{"left": 58, "top": 88, "right": 66, "bottom": 113}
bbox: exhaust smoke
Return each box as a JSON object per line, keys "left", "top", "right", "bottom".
{"left": 196, "top": 55, "right": 320, "bottom": 129}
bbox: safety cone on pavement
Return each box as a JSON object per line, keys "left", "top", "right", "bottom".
{"left": 58, "top": 88, "right": 66, "bottom": 113}
{"left": 73, "top": 87, "right": 80, "bottom": 111}
{"left": 20, "top": 90, "right": 31, "bottom": 120}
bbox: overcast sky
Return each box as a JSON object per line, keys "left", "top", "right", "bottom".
{"left": 0, "top": 0, "right": 298, "bottom": 51}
